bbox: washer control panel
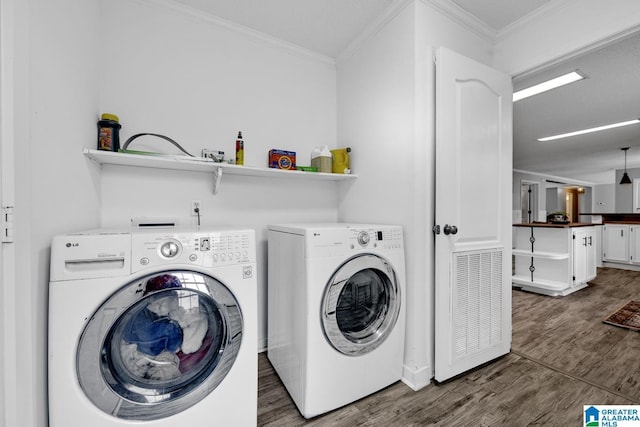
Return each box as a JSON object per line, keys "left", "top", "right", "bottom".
{"left": 197, "top": 232, "right": 254, "bottom": 266}
{"left": 131, "top": 229, "right": 256, "bottom": 272}
{"left": 159, "top": 239, "right": 181, "bottom": 258}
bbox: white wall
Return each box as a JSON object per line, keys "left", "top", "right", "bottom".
{"left": 98, "top": 0, "right": 341, "bottom": 351}
{"left": 615, "top": 167, "right": 640, "bottom": 212}
{"left": 8, "top": 0, "right": 101, "bottom": 426}
{"left": 592, "top": 184, "right": 615, "bottom": 213}
{"left": 336, "top": 0, "right": 494, "bottom": 390}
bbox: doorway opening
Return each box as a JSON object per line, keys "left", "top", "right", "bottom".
{"left": 520, "top": 181, "right": 539, "bottom": 223}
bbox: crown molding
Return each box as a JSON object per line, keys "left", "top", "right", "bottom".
{"left": 336, "top": 0, "right": 497, "bottom": 65}
{"left": 513, "top": 169, "right": 597, "bottom": 187}
{"left": 419, "top": 0, "right": 496, "bottom": 42}
{"left": 496, "top": 0, "right": 572, "bottom": 41}
{"left": 141, "top": 0, "right": 336, "bottom": 67}
{"left": 512, "top": 22, "right": 640, "bottom": 81}
{"left": 336, "top": 0, "right": 413, "bottom": 64}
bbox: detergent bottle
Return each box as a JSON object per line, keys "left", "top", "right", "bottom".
{"left": 311, "top": 145, "right": 332, "bottom": 173}
{"left": 330, "top": 147, "right": 351, "bottom": 174}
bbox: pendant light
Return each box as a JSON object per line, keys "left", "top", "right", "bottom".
{"left": 620, "top": 147, "right": 632, "bottom": 184}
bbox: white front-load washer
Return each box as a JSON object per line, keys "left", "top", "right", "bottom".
{"left": 267, "top": 223, "right": 406, "bottom": 418}
{"left": 48, "top": 227, "right": 257, "bottom": 426}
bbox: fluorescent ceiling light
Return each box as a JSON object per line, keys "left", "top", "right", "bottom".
{"left": 513, "top": 70, "right": 585, "bottom": 102}
{"left": 538, "top": 119, "right": 640, "bottom": 142}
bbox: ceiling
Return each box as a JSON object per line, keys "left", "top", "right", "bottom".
{"left": 513, "top": 32, "right": 640, "bottom": 185}
{"left": 174, "top": 0, "right": 638, "bottom": 185}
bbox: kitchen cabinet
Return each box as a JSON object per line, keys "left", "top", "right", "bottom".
{"left": 633, "top": 179, "right": 640, "bottom": 212}
{"left": 628, "top": 225, "right": 640, "bottom": 264}
{"left": 512, "top": 223, "right": 599, "bottom": 296}
{"left": 573, "top": 227, "right": 597, "bottom": 285}
{"left": 602, "top": 224, "right": 629, "bottom": 262}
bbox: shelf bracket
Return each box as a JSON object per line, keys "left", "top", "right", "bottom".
{"left": 212, "top": 167, "right": 223, "bottom": 194}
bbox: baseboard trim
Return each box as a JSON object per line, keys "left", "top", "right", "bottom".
{"left": 401, "top": 364, "right": 432, "bottom": 391}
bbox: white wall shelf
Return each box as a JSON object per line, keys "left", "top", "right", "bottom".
{"left": 512, "top": 249, "right": 569, "bottom": 260}
{"left": 83, "top": 148, "right": 357, "bottom": 194}
{"left": 511, "top": 275, "right": 588, "bottom": 297}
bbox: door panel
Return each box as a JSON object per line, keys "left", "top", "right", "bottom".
{"left": 458, "top": 81, "right": 501, "bottom": 243}
{"left": 76, "top": 270, "right": 242, "bottom": 421}
{"left": 603, "top": 224, "right": 629, "bottom": 262}
{"left": 321, "top": 254, "right": 400, "bottom": 356}
{"left": 434, "top": 47, "right": 512, "bottom": 382}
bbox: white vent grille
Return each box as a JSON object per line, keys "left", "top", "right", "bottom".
{"left": 453, "top": 249, "right": 503, "bottom": 360}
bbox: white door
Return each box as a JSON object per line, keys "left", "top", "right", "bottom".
{"left": 520, "top": 182, "right": 538, "bottom": 223}
{"left": 434, "top": 47, "right": 512, "bottom": 382}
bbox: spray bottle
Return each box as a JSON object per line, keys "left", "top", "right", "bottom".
{"left": 235, "top": 131, "right": 244, "bottom": 165}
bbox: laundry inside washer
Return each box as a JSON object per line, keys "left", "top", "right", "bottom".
{"left": 48, "top": 227, "right": 258, "bottom": 426}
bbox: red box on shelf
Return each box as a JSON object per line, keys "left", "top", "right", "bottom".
{"left": 268, "top": 149, "right": 296, "bottom": 170}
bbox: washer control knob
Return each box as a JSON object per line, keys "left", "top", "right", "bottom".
{"left": 160, "top": 240, "right": 180, "bottom": 258}
{"left": 357, "top": 231, "right": 370, "bottom": 246}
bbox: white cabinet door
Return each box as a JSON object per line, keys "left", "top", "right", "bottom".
{"left": 574, "top": 227, "right": 597, "bottom": 284}
{"left": 629, "top": 226, "right": 640, "bottom": 264}
{"left": 586, "top": 227, "right": 597, "bottom": 279}
{"left": 603, "top": 224, "right": 629, "bottom": 262}
{"left": 573, "top": 229, "right": 588, "bottom": 284}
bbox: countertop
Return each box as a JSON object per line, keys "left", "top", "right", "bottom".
{"left": 513, "top": 222, "right": 601, "bottom": 228}
{"left": 580, "top": 213, "right": 640, "bottom": 224}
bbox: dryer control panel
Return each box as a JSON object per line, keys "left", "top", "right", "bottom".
{"left": 131, "top": 228, "right": 256, "bottom": 273}
{"left": 347, "top": 226, "right": 403, "bottom": 251}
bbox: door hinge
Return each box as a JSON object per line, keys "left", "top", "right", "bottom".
{"left": 2, "top": 206, "right": 14, "bottom": 243}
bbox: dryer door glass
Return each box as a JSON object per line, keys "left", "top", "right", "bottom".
{"left": 321, "top": 254, "right": 400, "bottom": 356}
{"left": 76, "top": 270, "right": 243, "bottom": 421}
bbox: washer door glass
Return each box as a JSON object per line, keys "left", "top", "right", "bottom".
{"left": 76, "top": 270, "right": 242, "bottom": 421}
{"left": 321, "top": 254, "right": 400, "bottom": 356}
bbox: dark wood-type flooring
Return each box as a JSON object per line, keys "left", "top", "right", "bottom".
{"left": 257, "top": 267, "right": 640, "bottom": 426}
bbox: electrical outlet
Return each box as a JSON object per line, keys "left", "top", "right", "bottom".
{"left": 191, "top": 200, "right": 201, "bottom": 216}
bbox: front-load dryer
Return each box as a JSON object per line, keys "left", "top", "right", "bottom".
{"left": 48, "top": 227, "right": 257, "bottom": 426}
{"left": 267, "top": 223, "right": 406, "bottom": 418}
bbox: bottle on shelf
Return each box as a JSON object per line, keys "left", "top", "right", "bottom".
{"left": 97, "top": 113, "right": 121, "bottom": 152}
{"left": 311, "top": 145, "right": 332, "bottom": 173}
{"left": 235, "top": 131, "right": 244, "bottom": 166}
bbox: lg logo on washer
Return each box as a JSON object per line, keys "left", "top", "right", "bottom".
{"left": 65, "top": 242, "right": 79, "bottom": 247}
